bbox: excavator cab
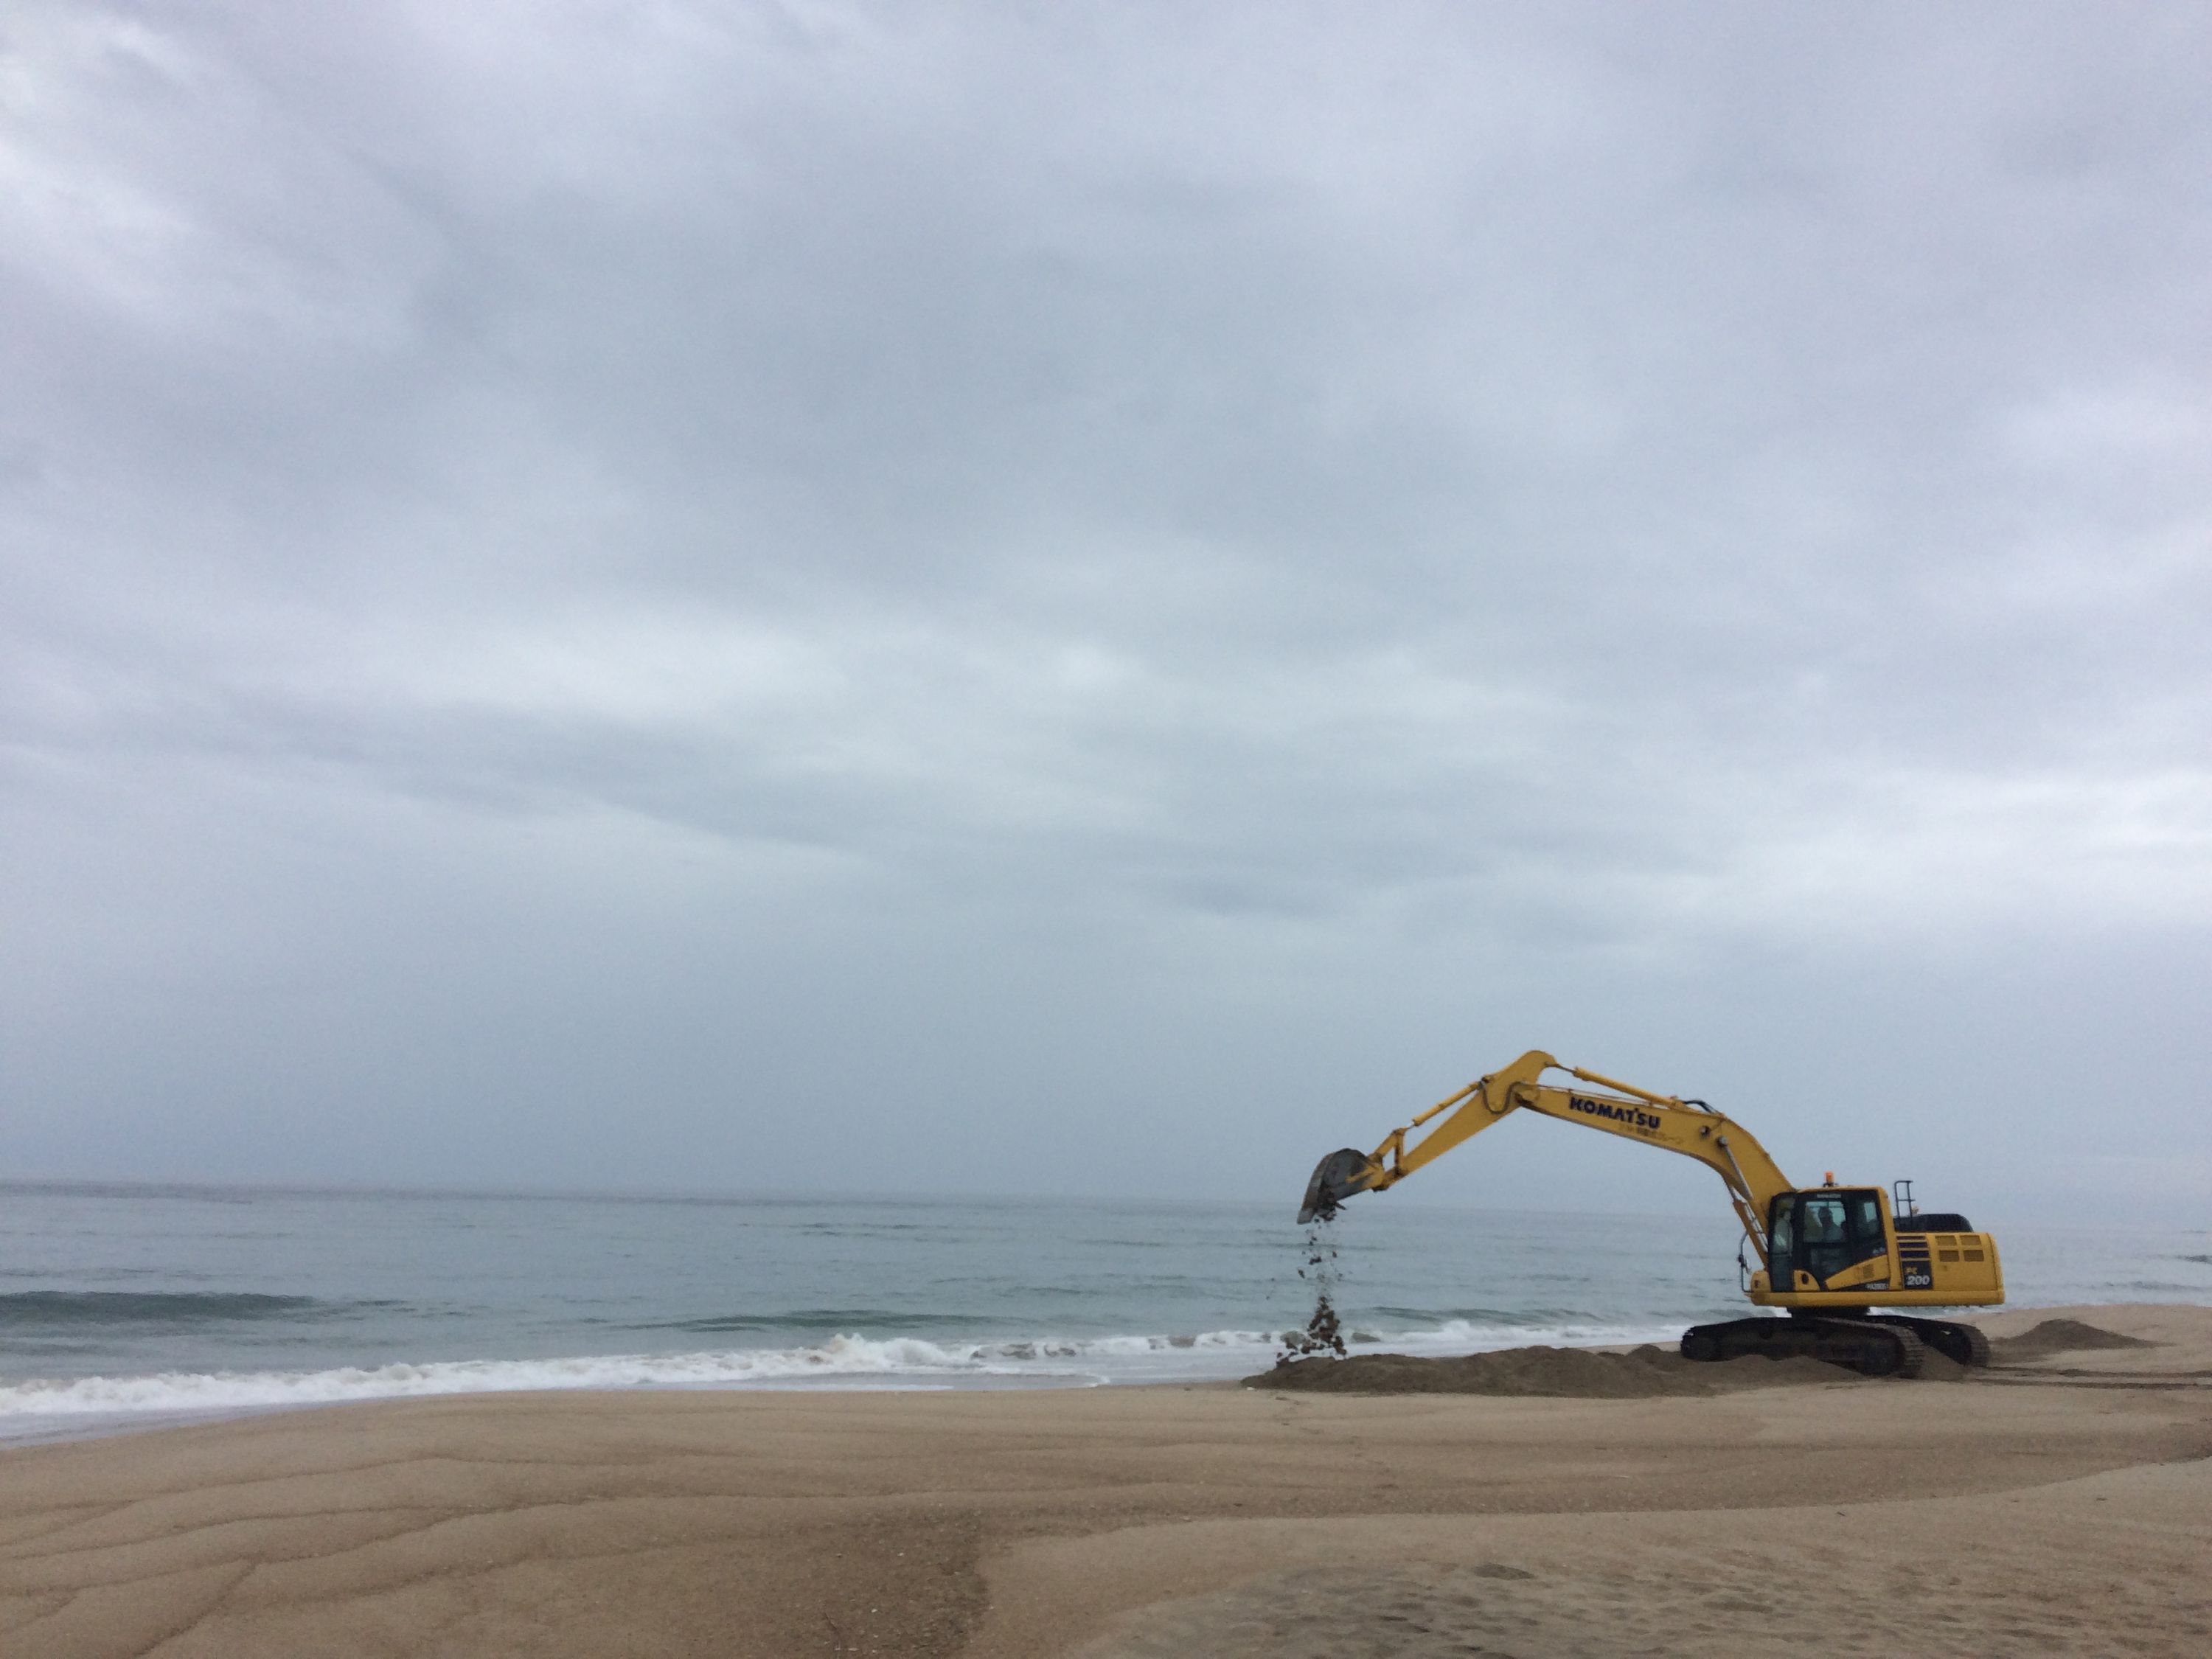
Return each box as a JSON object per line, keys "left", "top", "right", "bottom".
{"left": 1766, "top": 1189, "right": 1888, "bottom": 1293}
{"left": 1753, "top": 1185, "right": 2000, "bottom": 1311}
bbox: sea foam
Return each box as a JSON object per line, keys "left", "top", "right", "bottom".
{"left": 0, "top": 1318, "right": 1683, "bottom": 1437}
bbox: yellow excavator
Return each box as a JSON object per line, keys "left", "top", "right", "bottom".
{"left": 1298, "top": 1050, "right": 2003, "bottom": 1378}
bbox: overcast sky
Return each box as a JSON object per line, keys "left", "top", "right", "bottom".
{"left": 4, "top": 2, "right": 2208, "bottom": 1217}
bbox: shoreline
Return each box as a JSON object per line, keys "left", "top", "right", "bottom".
{"left": 1, "top": 1298, "right": 2198, "bottom": 1448}
{"left": 4, "top": 1302, "right": 2208, "bottom": 1656}
{"left": 0, "top": 1321, "right": 1703, "bottom": 1448}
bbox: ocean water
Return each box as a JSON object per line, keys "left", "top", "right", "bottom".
{"left": 1, "top": 1181, "right": 2205, "bottom": 1441}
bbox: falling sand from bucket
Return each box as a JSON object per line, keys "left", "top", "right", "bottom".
{"left": 1279, "top": 1219, "right": 1347, "bottom": 1360}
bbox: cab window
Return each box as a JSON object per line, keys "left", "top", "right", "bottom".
{"left": 1773, "top": 1190, "right": 1890, "bottom": 1289}
{"left": 1802, "top": 1196, "right": 1849, "bottom": 1281}
{"left": 1767, "top": 1197, "right": 1795, "bottom": 1284}
{"left": 1851, "top": 1192, "right": 1882, "bottom": 1242}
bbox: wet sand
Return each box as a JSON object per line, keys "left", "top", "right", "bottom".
{"left": 3, "top": 1303, "right": 2208, "bottom": 1658}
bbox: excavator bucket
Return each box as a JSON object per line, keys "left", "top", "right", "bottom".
{"left": 1298, "top": 1148, "right": 1385, "bottom": 1224}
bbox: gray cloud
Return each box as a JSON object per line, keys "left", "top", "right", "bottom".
{"left": 4, "top": 2, "right": 2208, "bottom": 1212}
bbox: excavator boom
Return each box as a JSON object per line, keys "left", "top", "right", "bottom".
{"left": 1299, "top": 1050, "right": 1790, "bottom": 1257}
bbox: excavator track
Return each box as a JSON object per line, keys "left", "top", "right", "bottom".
{"left": 1871, "top": 1315, "right": 1991, "bottom": 1368}
{"left": 1680, "top": 1315, "right": 1926, "bottom": 1378}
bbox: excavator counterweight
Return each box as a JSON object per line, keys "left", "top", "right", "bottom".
{"left": 1296, "top": 1051, "right": 2003, "bottom": 1378}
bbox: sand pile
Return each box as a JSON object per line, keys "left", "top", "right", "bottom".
{"left": 1992, "top": 1318, "right": 2154, "bottom": 1360}
{"left": 1914, "top": 1347, "right": 1972, "bottom": 1382}
{"left": 1244, "top": 1342, "right": 1857, "bottom": 1397}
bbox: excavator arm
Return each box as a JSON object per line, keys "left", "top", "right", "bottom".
{"left": 1298, "top": 1049, "right": 1794, "bottom": 1257}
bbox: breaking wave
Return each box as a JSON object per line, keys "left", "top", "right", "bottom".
{"left": 0, "top": 1329, "right": 1264, "bottom": 1426}
{"left": 0, "top": 1317, "right": 1682, "bottom": 1436}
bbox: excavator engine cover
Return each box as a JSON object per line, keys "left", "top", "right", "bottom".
{"left": 1299, "top": 1148, "right": 1385, "bottom": 1224}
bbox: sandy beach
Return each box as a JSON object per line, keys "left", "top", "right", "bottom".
{"left": 4, "top": 1303, "right": 2208, "bottom": 1658}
